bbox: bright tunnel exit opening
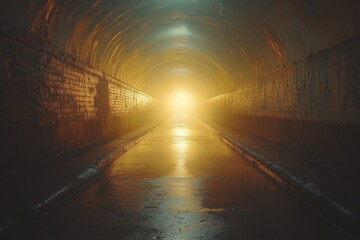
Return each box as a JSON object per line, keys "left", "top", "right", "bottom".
{"left": 166, "top": 89, "right": 197, "bottom": 116}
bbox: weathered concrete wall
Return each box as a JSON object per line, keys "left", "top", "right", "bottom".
{"left": 204, "top": 36, "right": 360, "bottom": 166}
{"left": 0, "top": 19, "right": 159, "bottom": 170}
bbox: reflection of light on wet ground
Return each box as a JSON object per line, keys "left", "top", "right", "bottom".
{"left": 171, "top": 115, "right": 190, "bottom": 178}
{"left": 142, "top": 116, "right": 223, "bottom": 239}
{"left": 173, "top": 141, "right": 189, "bottom": 177}
{"left": 172, "top": 125, "right": 189, "bottom": 138}
{"left": 143, "top": 177, "right": 223, "bottom": 240}
{"left": 22, "top": 117, "right": 345, "bottom": 240}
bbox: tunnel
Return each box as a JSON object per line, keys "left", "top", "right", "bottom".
{"left": 0, "top": 0, "right": 360, "bottom": 239}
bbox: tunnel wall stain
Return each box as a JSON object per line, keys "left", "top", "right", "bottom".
{"left": 204, "top": 36, "right": 360, "bottom": 166}
{"left": 0, "top": 19, "right": 159, "bottom": 170}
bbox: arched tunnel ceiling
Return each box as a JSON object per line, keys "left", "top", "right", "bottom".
{"left": 1, "top": 0, "right": 360, "bottom": 99}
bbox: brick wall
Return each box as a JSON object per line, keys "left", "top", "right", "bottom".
{"left": 204, "top": 36, "right": 360, "bottom": 165}
{"left": 0, "top": 19, "right": 159, "bottom": 170}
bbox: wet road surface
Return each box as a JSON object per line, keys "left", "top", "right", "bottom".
{"left": 20, "top": 116, "right": 345, "bottom": 239}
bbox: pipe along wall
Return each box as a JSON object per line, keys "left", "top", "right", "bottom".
{"left": 0, "top": 19, "right": 160, "bottom": 172}
{"left": 203, "top": 35, "right": 360, "bottom": 171}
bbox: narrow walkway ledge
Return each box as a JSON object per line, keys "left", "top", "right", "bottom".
{"left": 0, "top": 120, "right": 163, "bottom": 238}
{"left": 195, "top": 117, "right": 358, "bottom": 237}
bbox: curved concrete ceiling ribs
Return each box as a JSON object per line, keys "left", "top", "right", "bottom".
{"left": 0, "top": 0, "right": 359, "bottom": 99}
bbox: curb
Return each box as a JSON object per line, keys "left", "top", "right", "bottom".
{"left": 195, "top": 117, "right": 357, "bottom": 235}
{"left": 0, "top": 129, "right": 153, "bottom": 238}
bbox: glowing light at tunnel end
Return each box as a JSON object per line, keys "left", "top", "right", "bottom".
{"left": 166, "top": 89, "right": 197, "bottom": 116}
